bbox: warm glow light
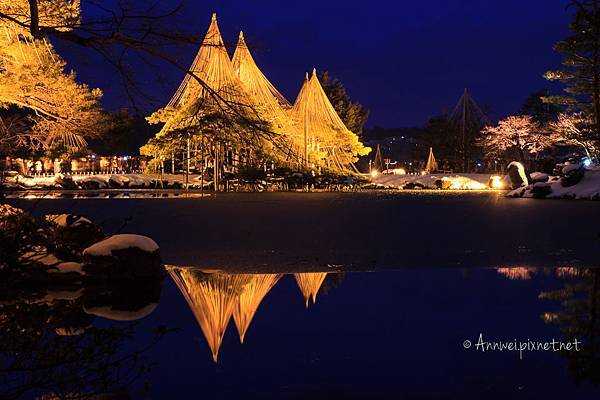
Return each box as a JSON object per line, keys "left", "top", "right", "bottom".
{"left": 392, "top": 168, "right": 406, "bottom": 175}
{"left": 490, "top": 175, "right": 505, "bottom": 189}
{"left": 370, "top": 170, "right": 379, "bottom": 178}
{"left": 420, "top": 170, "right": 427, "bottom": 175}
{"left": 442, "top": 177, "right": 487, "bottom": 190}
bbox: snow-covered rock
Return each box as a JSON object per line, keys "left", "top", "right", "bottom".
{"left": 82, "top": 234, "right": 163, "bottom": 279}
{"left": 507, "top": 161, "right": 528, "bottom": 189}
{"left": 83, "top": 234, "right": 159, "bottom": 257}
{"left": 530, "top": 172, "right": 549, "bottom": 183}
{"left": 507, "top": 169, "right": 600, "bottom": 200}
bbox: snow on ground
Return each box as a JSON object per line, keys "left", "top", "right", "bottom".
{"left": 3, "top": 173, "right": 210, "bottom": 190}
{"left": 371, "top": 173, "right": 498, "bottom": 190}
{"left": 508, "top": 169, "right": 600, "bottom": 200}
{"left": 83, "top": 234, "right": 159, "bottom": 257}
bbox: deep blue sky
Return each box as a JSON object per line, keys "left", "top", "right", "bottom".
{"left": 71, "top": 0, "right": 571, "bottom": 128}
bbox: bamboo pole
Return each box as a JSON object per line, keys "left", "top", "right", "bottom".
{"left": 200, "top": 134, "right": 205, "bottom": 196}
{"left": 186, "top": 137, "right": 190, "bottom": 189}
{"left": 214, "top": 142, "right": 220, "bottom": 192}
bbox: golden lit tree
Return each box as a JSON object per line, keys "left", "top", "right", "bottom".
{"left": 480, "top": 115, "right": 560, "bottom": 165}
{"left": 550, "top": 112, "right": 599, "bottom": 159}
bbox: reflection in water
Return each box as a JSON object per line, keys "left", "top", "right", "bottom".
{"left": 294, "top": 272, "right": 328, "bottom": 307}
{"left": 496, "top": 267, "right": 537, "bottom": 280}
{"left": 168, "top": 267, "right": 330, "bottom": 362}
{"left": 168, "top": 268, "right": 251, "bottom": 362}
{"left": 540, "top": 268, "right": 600, "bottom": 385}
{"left": 495, "top": 266, "right": 600, "bottom": 385}
{"left": 233, "top": 274, "right": 282, "bottom": 343}
{"left": 0, "top": 280, "right": 165, "bottom": 399}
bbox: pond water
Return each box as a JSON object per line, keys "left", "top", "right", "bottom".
{"left": 2, "top": 192, "right": 599, "bottom": 399}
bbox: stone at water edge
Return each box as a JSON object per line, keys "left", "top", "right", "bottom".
{"left": 82, "top": 234, "right": 163, "bottom": 279}
{"left": 46, "top": 214, "right": 106, "bottom": 257}
{"left": 55, "top": 174, "right": 77, "bottom": 189}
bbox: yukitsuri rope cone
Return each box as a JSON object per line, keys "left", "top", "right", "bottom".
{"left": 232, "top": 30, "right": 302, "bottom": 162}
{"left": 290, "top": 69, "right": 368, "bottom": 171}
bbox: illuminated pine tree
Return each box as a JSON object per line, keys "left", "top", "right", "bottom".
{"left": 0, "top": 1, "right": 103, "bottom": 153}
{"left": 544, "top": 0, "right": 600, "bottom": 146}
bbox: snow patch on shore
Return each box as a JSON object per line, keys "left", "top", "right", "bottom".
{"left": 371, "top": 173, "right": 493, "bottom": 190}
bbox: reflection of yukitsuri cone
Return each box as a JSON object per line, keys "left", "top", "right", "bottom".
{"left": 294, "top": 272, "right": 328, "bottom": 307}
{"left": 169, "top": 268, "right": 249, "bottom": 363}
{"left": 233, "top": 274, "right": 282, "bottom": 343}
{"left": 496, "top": 267, "right": 536, "bottom": 280}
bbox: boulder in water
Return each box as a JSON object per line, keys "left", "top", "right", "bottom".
{"left": 82, "top": 234, "right": 162, "bottom": 279}
{"left": 46, "top": 214, "right": 105, "bottom": 256}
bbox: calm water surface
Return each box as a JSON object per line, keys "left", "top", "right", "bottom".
{"left": 2, "top": 192, "right": 599, "bottom": 399}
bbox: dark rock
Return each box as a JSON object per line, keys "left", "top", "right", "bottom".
{"left": 47, "top": 214, "right": 105, "bottom": 257}
{"left": 83, "top": 247, "right": 163, "bottom": 280}
{"left": 531, "top": 182, "right": 552, "bottom": 199}
{"left": 108, "top": 177, "right": 127, "bottom": 188}
{"left": 55, "top": 174, "right": 77, "bottom": 189}
{"left": 561, "top": 164, "right": 585, "bottom": 187}
{"left": 170, "top": 181, "right": 183, "bottom": 189}
{"left": 435, "top": 179, "right": 452, "bottom": 189}
{"left": 79, "top": 179, "right": 101, "bottom": 190}
{"left": 403, "top": 182, "right": 426, "bottom": 190}
{"left": 530, "top": 172, "right": 549, "bottom": 183}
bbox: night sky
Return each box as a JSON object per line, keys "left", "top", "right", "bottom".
{"left": 69, "top": 0, "right": 571, "bottom": 128}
